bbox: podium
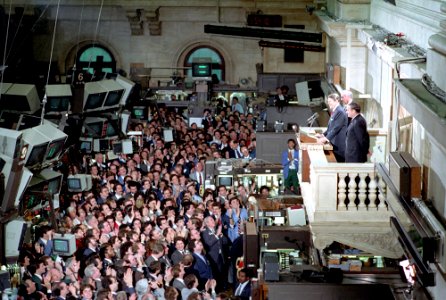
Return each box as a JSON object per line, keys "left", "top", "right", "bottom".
{"left": 298, "top": 132, "right": 336, "bottom": 183}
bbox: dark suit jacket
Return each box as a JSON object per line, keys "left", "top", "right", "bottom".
{"left": 235, "top": 281, "right": 252, "bottom": 300}
{"left": 192, "top": 253, "right": 213, "bottom": 281}
{"left": 345, "top": 114, "right": 369, "bottom": 163}
{"left": 201, "top": 227, "right": 225, "bottom": 271}
{"left": 324, "top": 105, "right": 348, "bottom": 161}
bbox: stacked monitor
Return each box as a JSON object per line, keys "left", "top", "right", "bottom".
{"left": 67, "top": 174, "right": 92, "bottom": 192}
{"left": 27, "top": 168, "right": 63, "bottom": 196}
{"left": 83, "top": 78, "right": 134, "bottom": 112}
{"left": 0, "top": 83, "right": 40, "bottom": 114}
{"left": 217, "top": 175, "right": 233, "bottom": 188}
{"left": 45, "top": 84, "right": 72, "bottom": 114}
{"left": 0, "top": 127, "right": 23, "bottom": 160}
{"left": 21, "top": 122, "right": 68, "bottom": 170}
{"left": 83, "top": 117, "right": 119, "bottom": 139}
{"left": 79, "top": 137, "right": 93, "bottom": 153}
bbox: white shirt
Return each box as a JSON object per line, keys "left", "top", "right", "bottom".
{"left": 235, "top": 280, "right": 249, "bottom": 296}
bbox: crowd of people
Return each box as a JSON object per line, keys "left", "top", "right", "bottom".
{"left": 17, "top": 104, "right": 259, "bottom": 300}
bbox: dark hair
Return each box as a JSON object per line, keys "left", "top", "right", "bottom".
{"left": 348, "top": 102, "right": 361, "bottom": 113}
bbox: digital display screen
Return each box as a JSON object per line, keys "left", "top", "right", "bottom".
{"left": 53, "top": 239, "right": 69, "bottom": 253}
{"left": 80, "top": 141, "right": 92, "bottom": 152}
{"left": 218, "top": 176, "right": 233, "bottom": 187}
{"left": 192, "top": 62, "right": 212, "bottom": 77}
{"left": 45, "top": 97, "right": 71, "bottom": 112}
{"left": 46, "top": 138, "right": 65, "bottom": 161}
{"left": 103, "top": 89, "right": 124, "bottom": 107}
{"left": 67, "top": 178, "right": 81, "bottom": 190}
{"left": 85, "top": 92, "right": 106, "bottom": 109}
{"left": 26, "top": 143, "right": 48, "bottom": 167}
{"left": 86, "top": 122, "right": 104, "bottom": 137}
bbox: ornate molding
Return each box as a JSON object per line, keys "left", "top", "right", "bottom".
{"left": 126, "top": 9, "right": 144, "bottom": 36}
{"left": 313, "top": 231, "right": 404, "bottom": 259}
{"left": 145, "top": 8, "right": 161, "bottom": 36}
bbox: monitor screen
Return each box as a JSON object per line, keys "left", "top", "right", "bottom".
{"left": 106, "top": 122, "right": 118, "bottom": 137}
{"left": 103, "top": 89, "right": 124, "bottom": 107}
{"left": 218, "top": 176, "right": 233, "bottom": 187}
{"left": 45, "top": 96, "right": 71, "bottom": 112}
{"left": 84, "top": 92, "right": 106, "bottom": 110}
{"left": 192, "top": 62, "right": 212, "bottom": 77}
{"left": 132, "top": 107, "right": 146, "bottom": 120}
{"left": 46, "top": 138, "right": 65, "bottom": 161}
{"left": 26, "top": 143, "right": 48, "bottom": 167}
{"left": 52, "top": 234, "right": 76, "bottom": 256}
{"left": 67, "top": 178, "right": 82, "bottom": 191}
{"left": 113, "top": 142, "right": 123, "bottom": 154}
{"left": 47, "top": 177, "right": 62, "bottom": 195}
{"left": 1, "top": 94, "right": 31, "bottom": 111}
{"left": 86, "top": 121, "right": 104, "bottom": 137}
{"left": 99, "top": 139, "right": 109, "bottom": 151}
{"left": 80, "top": 141, "right": 92, "bottom": 152}
{"left": 53, "top": 239, "right": 69, "bottom": 253}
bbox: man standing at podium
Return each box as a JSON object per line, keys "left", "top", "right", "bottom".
{"left": 316, "top": 93, "right": 348, "bottom": 162}
{"left": 281, "top": 138, "right": 300, "bottom": 194}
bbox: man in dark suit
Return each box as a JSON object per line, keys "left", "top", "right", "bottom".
{"left": 345, "top": 102, "right": 370, "bottom": 163}
{"left": 189, "top": 239, "right": 213, "bottom": 290}
{"left": 316, "top": 93, "right": 348, "bottom": 162}
{"left": 234, "top": 268, "right": 252, "bottom": 300}
{"left": 201, "top": 216, "right": 226, "bottom": 292}
{"left": 170, "top": 237, "right": 189, "bottom": 265}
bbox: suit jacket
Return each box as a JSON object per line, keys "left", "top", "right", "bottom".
{"left": 201, "top": 227, "right": 225, "bottom": 270}
{"left": 192, "top": 253, "right": 213, "bottom": 281}
{"left": 324, "top": 105, "right": 348, "bottom": 161}
{"left": 170, "top": 250, "right": 185, "bottom": 266}
{"left": 281, "top": 149, "right": 299, "bottom": 179}
{"left": 235, "top": 281, "right": 252, "bottom": 300}
{"left": 172, "top": 278, "right": 186, "bottom": 292}
{"left": 345, "top": 114, "right": 370, "bottom": 163}
{"left": 227, "top": 148, "right": 242, "bottom": 159}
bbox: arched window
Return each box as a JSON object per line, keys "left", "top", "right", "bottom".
{"left": 184, "top": 46, "right": 225, "bottom": 81}
{"left": 76, "top": 44, "right": 116, "bottom": 76}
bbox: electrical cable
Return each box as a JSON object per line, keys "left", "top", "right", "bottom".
{"left": 71, "top": 0, "right": 86, "bottom": 80}
{"left": 86, "top": 0, "right": 105, "bottom": 79}
{"left": 41, "top": 0, "right": 62, "bottom": 124}
{"left": 0, "top": 0, "right": 13, "bottom": 103}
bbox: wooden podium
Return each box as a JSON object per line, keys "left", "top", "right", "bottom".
{"left": 298, "top": 132, "right": 336, "bottom": 183}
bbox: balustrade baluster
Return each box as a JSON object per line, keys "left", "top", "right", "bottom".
{"left": 338, "top": 172, "right": 348, "bottom": 210}
{"left": 348, "top": 172, "right": 358, "bottom": 210}
{"left": 377, "top": 175, "right": 387, "bottom": 209}
{"left": 357, "top": 172, "right": 368, "bottom": 210}
{"left": 368, "top": 173, "right": 378, "bottom": 210}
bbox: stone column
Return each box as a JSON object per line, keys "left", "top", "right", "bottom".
{"left": 426, "top": 3, "right": 446, "bottom": 92}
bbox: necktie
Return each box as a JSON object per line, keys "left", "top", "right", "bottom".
{"left": 288, "top": 150, "right": 293, "bottom": 161}
{"left": 199, "top": 173, "right": 202, "bottom": 185}
{"left": 235, "top": 283, "right": 242, "bottom": 296}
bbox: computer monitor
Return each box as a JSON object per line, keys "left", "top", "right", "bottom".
{"left": 0, "top": 83, "right": 40, "bottom": 114}
{"left": 115, "top": 75, "right": 135, "bottom": 106}
{"left": 52, "top": 233, "right": 76, "bottom": 256}
{"left": 4, "top": 219, "right": 27, "bottom": 260}
{"left": 192, "top": 58, "right": 212, "bottom": 81}
{"left": 83, "top": 81, "right": 107, "bottom": 112}
{"left": 24, "top": 122, "right": 67, "bottom": 169}
{"left": 0, "top": 127, "right": 23, "bottom": 159}
{"left": 45, "top": 84, "right": 72, "bottom": 114}
{"left": 217, "top": 175, "right": 233, "bottom": 187}
{"left": 67, "top": 174, "right": 92, "bottom": 192}
{"left": 132, "top": 106, "right": 146, "bottom": 120}
{"left": 79, "top": 137, "right": 93, "bottom": 153}
{"left": 100, "top": 79, "right": 125, "bottom": 109}
{"left": 83, "top": 117, "right": 106, "bottom": 138}
{"left": 93, "top": 139, "right": 110, "bottom": 152}
{"left": 28, "top": 169, "right": 63, "bottom": 196}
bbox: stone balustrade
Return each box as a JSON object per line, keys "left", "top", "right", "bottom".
{"left": 303, "top": 155, "right": 391, "bottom": 224}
